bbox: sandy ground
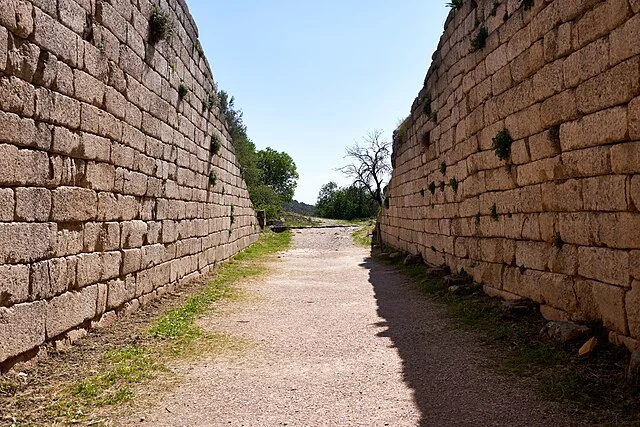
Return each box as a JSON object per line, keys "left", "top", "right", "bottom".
{"left": 121, "top": 227, "right": 583, "bottom": 427}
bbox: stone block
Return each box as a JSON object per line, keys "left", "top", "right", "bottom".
{"left": 107, "top": 275, "right": 136, "bottom": 310}
{"left": 548, "top": 244, "right": 578, "bottom": 275}
{"left": 58, "top": 0, "right": 87, "bottom": 34}
{"left": 590, "top": 280, "right": 628, "bottom": 334}
{"left": 84, "top": 162, "right": 115, "bottom": 191}
{"left": 515, "top": 241, "right": 550, "bottom": 271}
{"left": 539, "top": 90, "right": 578, "bottom": 128}
{"left": 560, "top": 106, "right": 627, "bottom": 152}
{"left": 121, "top": 220, "right": 148, "bottom": 248}
{"left": 563, "top": 37, "right": 610, "bottom": 89}
{"left": 76, "top": 252, "right": 101, "bottom": 287}
{"left": 561, "top": 146, "right": 611, "bottom": 178}
{"left": 599, "top": 212, "right": 640, "bottom": 249}
{"left": 504, "top": 103, "right": 542, "bottom": 140}
{"left": 610, "top": 13, "right": 640, "bottom": 65}
{"left": 557, "top": 212, "right": 599, "bottom": 246}
{"left": 541, "top": 179, "right": 583, "bottom": 214}
{"left": 101, "top": 251, "right": 122, "bottom": 281}
{"left": 45, "top": 285, "right": 98, "bottom": 339}
{"left": 532, "top": 59, "right": 564, "bottom": 102}
{"left": 0, "top": 301, "right": 46, "bottom": 364}
{"left": 0, "top": 25, "right": 7, "bottom": 71}
{"left": 83, "top": 222, "right": 120, "bottom": 252}
{"left": 611, "top": 141, "right": 640, "bottom": 174}
{"left": 80, "top": 133, "right": 111, "bottom": 162}
{"left": 0, "top": 76, "right": 35, "bottom": 117}
{"left": 51, "top": 92, "right": 81, "bottom": 129}
{"left": 510, "top": 40, "right": 545, "bottom": 83}
{"left": 0, "top": 222, "right": 55, "bottom": 263}
{"left": 122, "top": 248, "right": 141, "bottom": 275}
{"left": 574, "top": 0, "right": 631, "bottom": 49}
{"left": 582, "top": 175, "right": 627, "bottom": 211}
{"left": 576, "top": 57, "right": 640, "bottom": 114}
{"left": 0, "top": 264, "right": 29, "bottom": 306}
{"left": 74, "top": 69, "right": 105, "bottom": 106}
{"left": 0, "top": 112, "right": 37, "bottom": 149}
{"left": 15, "top": 187, "right": 51, "bottom": 222}
{"left": 578, "top": 246, "right": 630, "bottom": 287}
{"left": 52, "top": 187, "right": 97, "bottom": 222}
{"left": 632, "top": 176, "right": 640, "bottom": 210}
{"left": 33, "top": 8, "right": 79, "bottom": 67}
{"left": 6, "top": 37, "right": 39, "bottom": 83}
{"left": 516, "top": 156, "right": 561, "bottom": 187}
{"left": 0, "top": 188, "right": 14, "bottom": 221}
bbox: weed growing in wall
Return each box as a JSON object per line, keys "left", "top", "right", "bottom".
{"left": 439, "top": 181, "right": 445, "bottom": 192}
{"left": 470, "top": 25, "right": 488, "bottom": 52}
{"left": 491, "top": 1, "right": 500, "bottom": 16}
{"left": 475, "top": 212, "right": 481, "bottom": 224}
{"left": 208, "top": 170, "right": 217, "bottom": 186}
{"left": 492, "top": 129, "right": 513, "bottom": 161}
{"left": 503, "top": 12, "right": 510, "bottom": 22}
{"left": 230, "top": 205, "right": 235, "bottom": 225}
{"left": 446, "top": 0, "right": 463, "bottom": 10}
{"left": 210, "top": 134, "right": 221, "bottom": 155}
{"left": 440, "top": 161, "right": 447, "bottom": 175}
{"left": 206, "top": 91, "right": 218, "bottom": 111}
{"left": 423, "top": 93, "right": 432, "bottom": 117}
{"left": 490, "top": 204, "right": 498, "bottom": 221}
{"left": 449, "top": 177, "right": 458, "bottom": 193}
{"left": 178, "top": 83, "right": 188, "bottom": 100}
{"left": 521, "top": 0, "right": 534, "bottom": 11}
{"left": 428, "top": 182, "right": 436, "bottom": 195}
{"left": 553, "top": 232, "right": 564, "bottom": 250}
{"left": 431, "top": 112, "right": 438, "bottom": 124}
{"left": 149, "top": 6, "right": 175, "bottom": 44}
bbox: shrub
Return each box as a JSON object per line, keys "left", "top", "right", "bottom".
{"left": 440, "top": 161, "right": 447, "bottom": 175}
{"left": 446, "top": 0, "right": 463, "bottom": 10}
{"left": 449, "top": 177, "right": 458, "bottom": 193}
{"left": 470, "top": 25, "right": 489, "bottom": 52}
{"left": 210, "top": 134, "right": 221, "bottom": 154}
{"left": 522, "top": 0, "right": 534, "bottom": 11}
{"left": 178, "top": 83, "right": 188, "bottom": 100}
{"left": 149, "top": 6, "right": 175, "bottom": 44}
{"left": 428, "top": 182, "right": 436, "bottom": 195}
{"left": 492, "top": 128, "right": 513, "bottom": 161}
{"left": 208, "top": 170, "right": 217, "bottom": 186}
{"left": 553, "top": 232, "right": 564, "bottom": 250}
{"left": 439, "top": 181, "right": 445, "bottom": 192}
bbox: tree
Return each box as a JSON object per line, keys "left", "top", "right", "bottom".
{"left": 337, "top": 129, "right": 391, "bottom": 206}
{"left": 256, "top": 147, "right": 299, "bottom": 202}
{"left": 316, "top": 182, "right": 377, "bottom": 220}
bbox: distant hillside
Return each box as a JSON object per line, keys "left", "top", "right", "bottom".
{"left": 283, "top": 200, "right": 316, "bottom": 216}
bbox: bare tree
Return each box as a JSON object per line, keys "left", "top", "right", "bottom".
{"left": 337, "top": 129, "right": 391, "bottom": 206}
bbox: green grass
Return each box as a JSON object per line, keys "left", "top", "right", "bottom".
{"left": 352, "top": 224, "right": 375, "bottom": 248}
{"left": 47, "top": 230, "right": 292, "bottom": 422}
{"left": 379, "top": 251, "right": 640, "bottom": 424}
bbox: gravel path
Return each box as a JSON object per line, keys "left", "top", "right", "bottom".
{"left": 126, "top": 227, "right": 582, "bottom": 426}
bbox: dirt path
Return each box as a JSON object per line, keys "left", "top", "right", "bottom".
{"left": 123, "top": 228, "right": 582, "bottom": 426}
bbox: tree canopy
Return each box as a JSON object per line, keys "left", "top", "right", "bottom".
{"left": 256, "top": 147, "right": 299, "bottom": 202}
{"left": 316, "top": 182, "right": 377, "bottom": 220}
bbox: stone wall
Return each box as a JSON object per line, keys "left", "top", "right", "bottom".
{"left": 379, "top": 0, "right": 640, "bottom": 349}
{"left": 0, "top": 0, "right": 261, "bottom": 367}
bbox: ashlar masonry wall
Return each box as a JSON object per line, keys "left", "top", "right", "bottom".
{"left": 0, "top": 0, "right": 261, "bottom": 367}
{"left": 379, "top": 0, "right": 640, "bottom": 349}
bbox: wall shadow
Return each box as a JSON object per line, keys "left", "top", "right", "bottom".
{"left": 359, "top": 256, "right": 581, "bottom": 427}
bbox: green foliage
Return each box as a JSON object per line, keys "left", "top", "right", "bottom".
{"left": 446, "top": 0, "right": 463, "bottom": 10}
{"left": 395, "top": 116, "right": 411, "bottom": 144}
{"left": 491, "top": 1, "right": 500, "bottom": 16}
{"left": 439, "top": 181, "right": 445, "bottom": 192}
{"left": 492, "top": 128, "right": 513, "bottom": 161}
{"left": 440, "top": 161, "right": 447, "bottom": 175}
{"left": 521, "top": 0, "right": 534, "bottom": 10}
{"left": 206, "top": 90, "right": 218, "bottom": 111}
{"left": 423, "top": 93, "right": 432, "bottom": 117}
{"left": 553, "top": 232, "right": 564, "bottom": 250}
{"left": 316, "top": 182, "right": 378, "bottom": 220}
{"left": 149, "top": 6, "right": 175, "bottom": 44}
{"left": 257, "top": 147, "right": 299, "bottom": 202}
{"left": 449, "top": 177, "right": 458, "bottom": 192}
{"left": 230, "top": 205, "right": 235, "bottom": 225}
{"left": 210, "top": 134, "right": 221, "bottom": 155}
{"left": 178, "top": 83, "right": 188, "bottom": 99}
{"left": 475, "top": 212, "right": 481, "bottom": 224}
{"left": 249, "top": 184, "right": 283, "bottom": 220}
{"left": 208, "top": 170, "right": 217, "bottom": 186}
{"left": 490, "top": 203, "right": 499, "bottom": 221}
{"left": 428, "top": 181, "right": 436, "bottom": 195}
{"left": 470, "top": 25, "right": 489, "bottom": 52}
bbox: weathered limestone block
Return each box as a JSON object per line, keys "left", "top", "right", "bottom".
{"left": 515, "top": 241, "right": 549, "bottom": 271}
{"left": 52, "top": 186, "right": 97, "bottom": 222}
{"left": 576, "top": 57, "right": 640, "bottom": 114}
{"left": 15, "top": 187, "right": 51, "bottom": 221}
{"left": 0, "top": 301, "right": 46, "bottom": 363}
{"left": 0, "top": 222, "right": 55, "bottom": 263}
{"left": 609, "top": 9, "right": 640, "bottom": 64}
{"left": 561, "top": 146, "right": 611, "bottom": 178}
{"left": 611, "top": 141, "right": 640, "bottom": 174}
{"left": 578, "top": 246, "right": 630, "bottom": 287}
{"left": 541, "top": 179, "right": 582, "bottom": 212}
{"left": 563, "top": 37, "right": 610, "bottom": 89}
{"left": 582, "top": 175, "right": 627, "bottom": 211}
{"left": 0, "top": 188, "right": 14, "bottom": 221}
{"left": 574, "top": 0, "right": 631, "bottom": 50}
{"left": 45, "top": 285, "right": 97, "bottom": 338}
{"left": 598, "top": 212, "right": 640, "bottom": 249}
{"left": 559, "top": 106, "right": 627, "bottom": 151}
{"left": 0, "top": 264, "right": 29, "bottom": 306}
{"left": 540, "top": 90, "right": 578, "bottom": 128}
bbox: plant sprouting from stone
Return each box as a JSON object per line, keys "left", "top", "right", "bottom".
{"left": 475, "top": 212, "right": 481, "bottom": 224}
{"left": 439, "top": 181, "right": 445, "bottom": 192}
{"left": 503, "top": 12, "right": 510, "bottom": 22}
{"left": 210, "top": 134, "right": 221, "bottom": 155}
{"left": 491, "top": 1, "right": 500, "bottom": 16}
{"left": 230, "top": 205, "right": 235, "bottom": 225}
{"left": 440, "top": 161, "right": 447, "bottom": 175}
{"left": 428, "top": 182, "right": 436, "bottom": 195}
{"left": 490, "top": 204, "right": 498, "bottom": 221}
{"left": 492, "top": 129, "right": 513, "bottom": 161}
{"left": 521, "top": 0, "right": 534, "bottom": 11}
{"left": 470, "top": 25, "right": 489, "bottom": 52}
{"left": 206, "top": 90, "right": 218, "bottom": 111}
{"left": 178, "top": 83, "right": 188, "bottom": 100}
{"left": 446, "top": 0, "right": 463, "bottom": 10}
{"left": 423, "top": 93, "right": 432, "bottom": 117}
{"left": 431, "top": 112, "right": 437, "bottom": 124}
{"left": 149, "top": 6, "right": 175, "bottom": 44}
{"left": 449, "top": 177, "right": 458, "bottom": 193}
{"left": 553, "top": 232, "right": 564, "bottom": 250}
{"left": 208, "top": 170, "right": 217, "bottom": 186}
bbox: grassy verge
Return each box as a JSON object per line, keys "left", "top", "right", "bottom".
{"left": 379, "top": 252, "right": 640, "bottom": 425}
{"left": 40, "top": 230, "right": 292, "bottom": 423}
{"left": 352, "top": 224, "right": 375, "bottom": 248}
{"left": 282, "top": 211, "right": 322, "bottom": 227}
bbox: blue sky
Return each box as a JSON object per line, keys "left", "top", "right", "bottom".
{"left": 187, "top": 1, "right": 450, "bottom": 204}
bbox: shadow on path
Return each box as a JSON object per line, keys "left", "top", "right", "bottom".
{"left": 360, "top": 256, "right": 582, "bottom": 427}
